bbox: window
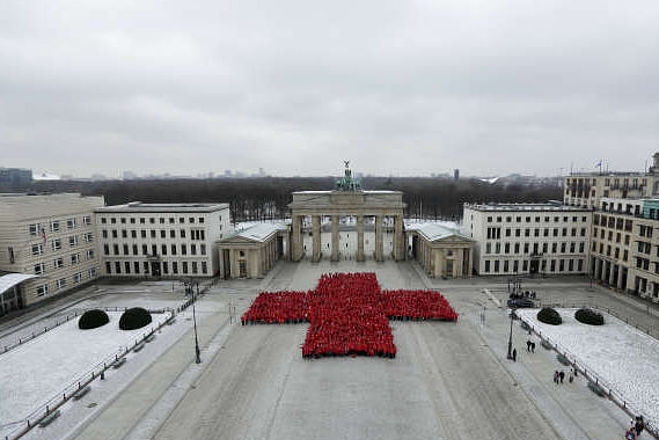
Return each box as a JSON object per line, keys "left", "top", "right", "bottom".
{"left": 113, "top": 244, "right": 119, "bottom": 255}
{"left": 32, "top": 243, "right": 43, "bottom": 256}
{"left": 162, "top": 244, "right": 168, "bottom": 256}
{"left": 484, "top": 260, "right": 490, "bottom": 273}
{"left": 131, "top": 230, "right": 137, "bottom": 238}
{"left": 115, "top": 262, "right": 122, "bottom": 274}
{"left": 52, "top": 238, "right": 61, "bottom": 251}
{"left": 192, "top": 261, "right": 198, "bottom": 274}
{"left": 179, "top": 217, "right": 185, "bottom": 223}
{"left": 169, "top": 218, "right": 175, "bottom": 224}
{"left": 142, "top": 244, "right": 148, "bottom": 255}
{"left": 182, "top": 261, "right": 188, "bottom": 274}
{"left": 134, "top": 262, "right": 140, "bottom": 274}
{"left": 130, "top": 218, "right": 136, "bottom": 224}
{"left": 171, "top": 244, "right": 177, "bottom": 255}
{"left": 133, "top": 244, "right": 138, "bottom": 255}
{"left": 191, "top": 244, "right": 197, "bottom": 255}
{"left": 73, "top": 272, "right": 82, "bottom": 284}
{"left": 29, "top": 223, "right": 39, "bottom": 236}
{"left": 54, "top": 257, "right": 64, "bottom": 269}
{"left": 189, "top": 217, "right": 195, "bottom": 224}
{"left": 111, "top": 218, "right": 117, "bottom": 224}
{"left": 159, "top": 217, "right": 165, "bottom": 224}
{"left": 36, "top": 284, "right": 49, "bottom": 296}
{"left": 87, "top": 249, "right": 95, "bottom": 259}
{"left": 102, "top": 230, "right": 108, "bottom": 239}
{"left": 88, "top": 268, "right": 97, "bottom": 278}
{"left": 50, "top": 221, "right": 60, "bottom": 232}
{"left": 101, "top": 218, "right": 107, "bottom": 224}
{"left": 163, "top": 262, "right": 169, "bottom": 274}
{"left": 84, "top": 232, "right": 93, "bottom": 243}
{"left": 106, "top": 261, "right": 112, "bottom": 274}
{"left": 83, "top": 215, "right": 92, "bottom": 226}
{"left": 181, "top": 244, "right": 187, "bottom": 255}
{"left": 123, "top": 244, "right": 129, "bottom": 255}
{"left": 71, "top": 253, "right": 81, "bottom": 264}
{"left": 34, "top": 263, "right": 45, "bottom": 275}
{"left": 122, "top": 230, "right": 127, "bottom": 238}
{"left": 160, "top": 230, "right": 166, "bottom": 239}
{"left": 57, "top": 278, "right": 66, "bottom": 289}
{"left": 67, "top": 218, "right": 76, "bottom": 229}
{"left": 150, "top": 230, "right": 156, "bottom": 238}
{"left": 112, "top": 230, "right": 118, "bottom": 238}
{"left": 125, "top": 262, "right": 131, "bottom": 274}
{"left": 149, "top": 217, "right": 155, "bottom": 224}
{"left": 173, "top": 262, "right": 178, "bottom": 274}
{"left": 180, "top": 229, "right": 186, "bottom": 238}
{"left": 141, "top": 230, "right": 147, "bottom": 238}
{"left": 104, "top": 244, "right": 110, "bottom": 255}
{"left": 201, "top": 244, "right": 206, "bottom": 255}
{"left": 152, "top": 244, "right": 157, "bottom": 256}
{"left": 170, "top": 230, "right": 176, "bottom": 238}
{"left": 69, "top": 235, "right": 78, "bottom": 247}
{"left": 140, "top": 217, "right": 146, "bottom": 224}
{"left": 199, "top": 217, "right": 205, "bottom": 223}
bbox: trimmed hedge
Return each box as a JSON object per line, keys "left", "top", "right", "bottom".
{"left": 78, "top": 309, "right": 110, "bottom": 330}
{"left": 575, "top": 308, "right": 604, "bottom": 326}
{"left": 537, "top": 307, "right": 562, "bottom": 325}
{"left": 119, "top": 307, "right": 152, "bottom": 330}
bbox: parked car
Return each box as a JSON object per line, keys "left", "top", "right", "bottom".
{"left": 507, "top": 298, "right": 535, "bottom": 308}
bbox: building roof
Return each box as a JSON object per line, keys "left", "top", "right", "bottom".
{"left": 407, "top": 222, "right": 473, "bottom": 242}
{"left": 221, "top": 222, "right": 287, "bottom": 243}
{"left": 0, "top": 273, "right": 38, "bottom": 294}
{"left": 464, "top": 202, "right": 589, "bottom": 212}
{"left": 96, "top": 201, "right": 229, "bottom": 213}
{"left": 292, "top": 190, "right": 402, "bottom": 194}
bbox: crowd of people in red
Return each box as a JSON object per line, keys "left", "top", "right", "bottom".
{"left": 241, "top": 272, "right": 458, "bottom": 359}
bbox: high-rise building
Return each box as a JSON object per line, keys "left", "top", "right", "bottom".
{"left": 0, "top": 193, "right": 104, "bottom": 310}
{"left": 0, "top": 168, "right": 32, "bottom": 190}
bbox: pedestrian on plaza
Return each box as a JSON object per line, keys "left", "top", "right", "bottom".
{"left": 568, "top": 369, "right": 574, "bottom": 383}
{"left": 526, "top": 340, "right": 531, "bottom": 352}
{"left": 553, "top": 370, "right": 559, "bottom": 384}
{"left": 635, "top": 416, "right": 645, "bottom": 437}
{"left": 559, "top": 370, "right": 565, "bottom": 384}
{"left": 512, "top": 348, "right": 517, "bottom": 362}
{"left": 531, "top": 342, "right": 536, "bottom": 353}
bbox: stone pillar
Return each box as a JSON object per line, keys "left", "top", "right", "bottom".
{"left": 292, "top": 215, "right": 303, "bottom": 262}
{"left": 312, "top": 215, "right": 321, "bottom": 262}
{"left": 356, "top": 215, "right": 365, "bottom": 262}
{"left": 375, "top": 215, "right": 383, "bottom": 262}
{"left": 468, "top": 248, "right": 474, "bottom": 277}
{"left": 393, "top": 214, "right": 404, "bottom": 261}
{"left": 331, "top": 215, "right": 340, "bottom": 262}
{"left": 617, "top": 267, "right": 625, "bottom": 290}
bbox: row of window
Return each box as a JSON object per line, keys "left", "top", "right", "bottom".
{"left": 484, "top": 241, "right": 586, "bottom": 255}
{"left": 593, "top": 214, "right": 633, "bottom": 232}
{"left": 591, "top": 241, "right": 629, "bottom": 262}
{"left": 29, "top": 216, "right": 92, "bottom": 236}
{"left": 483, "top": 258, "right": 584, "bottom": 274}
{"left": 484, "top": 215, "right": 588, "bottom": 224}
{"left": 35, "top": 268, "right": 97, "bottom": 296}
{"left": 103, "top": 243, "right": 207, "bottom": 257}
{"left": 101, "top": 228, "right": 209, "bottom": 240}
{"left": 485, "top": 226, "right": 587, "bottom": 239}
{"left": 105, "top": 260, "right": 208, "bottom": 276}
{"left": 100, "top": 216, "right": 215, "bottom": 225}
{"left": 565, "top": 177, "right": 646, "bottom": 188}
{"left": 31, "top": 236, "right": 94, "bottom": 256}
{"left": 33, "top": 251, "right": 95, "bottom": 274}
{"left": 592, "top": 227, "right": 631, "bottom": 245}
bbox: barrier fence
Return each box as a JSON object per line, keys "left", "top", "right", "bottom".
{"left": 517, "top": 312, "right": 658, "bottom": 439}
{"left": 1, "top": 306, "right": 173, "bottom": 356}
{"left": 3, "top": 310, "right": 176, "bottom": 440}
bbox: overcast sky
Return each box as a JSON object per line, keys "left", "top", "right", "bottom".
{"left": 1, "top": 1, "right": 658, "bottom": 178}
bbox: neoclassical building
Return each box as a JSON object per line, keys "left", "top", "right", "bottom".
{"left": 406, "top": 223, "right": 474, "bottom": 278}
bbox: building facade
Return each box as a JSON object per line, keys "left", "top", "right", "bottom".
{"left": 95, "top": 202, "right": 231, "bottom": 279}
{"left": 218, "top": 223, "right": 288, "bottom": 279}
{"left": 564, "top": 153, "right": 659, "bottom": 209}
{"left": 406, "top": 223, "right": 473, "bottom": 278}
{"left": 463, "top": 203, "right": 591, "bottom": 276}
{"left": 0, "top": 193, "right": 104, "bottom": 307}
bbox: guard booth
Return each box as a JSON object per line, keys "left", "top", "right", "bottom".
{"left": 218, "top": 223, "right": 289, "bottom": 279}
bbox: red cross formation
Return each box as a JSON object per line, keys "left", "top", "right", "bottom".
{"left": 241, "top": 272, "right": 458, "bottom": 358}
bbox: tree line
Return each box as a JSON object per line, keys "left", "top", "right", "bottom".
{"left": 26, "top": 177, "right": 562, "bottom": 223}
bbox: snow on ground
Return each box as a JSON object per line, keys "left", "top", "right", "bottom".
{"left": 0, "top": 312, "right": 164, "bottom": 435}
{"left": 517, "top": 308, "right": 659, "bottom": 429}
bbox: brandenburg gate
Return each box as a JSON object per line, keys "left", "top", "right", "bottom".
{"left": 288, "top": 162, "right": 406, "bottom": 262}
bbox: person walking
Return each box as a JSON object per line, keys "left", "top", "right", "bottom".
{"left": 635, "top": 416, "right": 645, "bottom": 437}
{"left": 559, "top": 370, "right": 565, "bottom": 384}
{"left": 568, "top": 369, "right": 574, "bottom": 383}
{"left": 531, "top": 342, "right": 536, "bottom": 353}
{"left": 553, "top": 370, "right": 559, "bottom": 384}
{"left": 512, "top": 348, "right": 517, "bottom": 362}
{"left": 526, "top": 340, "right": 531, "bottom": 352}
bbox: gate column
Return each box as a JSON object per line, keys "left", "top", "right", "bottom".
{"left": 356, "top": 215, "right": 365, "bottom": 262}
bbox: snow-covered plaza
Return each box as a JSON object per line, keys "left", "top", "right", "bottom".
{"left": 518, "top": 308, "right": 659, "bottom": 431}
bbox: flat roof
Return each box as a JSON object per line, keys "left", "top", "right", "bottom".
{"left": 221, "top": 222, "right": 287, "bottom": 243}
{"left": 96, "top": 202, "right": 229, "bottom": 213}
{"left": 407, "top": 222, "right": 473, "bottom": 242}
{"left": 0, "top": 273, "right": 38, "bottom": 294}
{"left": 464, "top": 202, "right": 590, "bottom": 212}
{"left": 292, "top": 190, "right": 402, "bottom": 194}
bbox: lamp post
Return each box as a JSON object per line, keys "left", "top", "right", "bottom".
{"left": 191, "top": 280, "right": 201, "bottom": 364}
{"left": 506, "top": 308, "right": 514, "bottom": 360}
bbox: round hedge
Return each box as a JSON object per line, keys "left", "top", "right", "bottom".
{"left": 537, "top": 307, "right": 562, "bottom": 325}
{"left": 575, "top": 308, "right": 604, "bottom": 326}
{"left": 119, "top": 307, "right": 152, "bottom": 330}
{"left": 78, "top": 309, "right": 110, "bottom": 330}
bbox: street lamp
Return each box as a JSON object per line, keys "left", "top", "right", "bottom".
{"left": 506, "top": 308, "right": 515, "bottom": 360}
{"left": 190, "top": 280, "right": 201, "bottom": 364}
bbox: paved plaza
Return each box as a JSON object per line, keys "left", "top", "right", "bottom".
{"left": 2, "top": 261, "right": 658, "bottom": 440}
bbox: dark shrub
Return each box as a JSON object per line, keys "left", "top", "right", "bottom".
{"left": 78, "top": 309, "right": 110, "bottom": 330}
{"left": 537, "top": 307, "right": 562, "bottom": 325}
{"left": 575, "top": 308, "right": 604, "bottom": 325}
{"left": 119, "top": 307, "right": 152, "bottom": 330}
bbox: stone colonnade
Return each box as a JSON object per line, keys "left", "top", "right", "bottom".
{"left": 291, "top": 213, "right": 405, "bottom": 262}
{"left": 591, "top": 256, "right": 627, "bottom": 291}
